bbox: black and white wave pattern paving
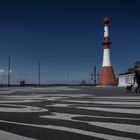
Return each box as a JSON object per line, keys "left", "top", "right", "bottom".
{"left": 0, "top": 87, "right": 140, "bottom": 140}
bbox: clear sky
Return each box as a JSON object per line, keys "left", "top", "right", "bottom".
{"left": 0, "top": 0, "right": 140, "bottom": 84}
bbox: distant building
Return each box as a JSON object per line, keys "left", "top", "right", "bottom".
{"left": 118, "top": 73, "right": 136, "bottom": 87}
{"left": 118, "top": 61, "right": 140, "bottom": 87}
{"left": 20, "top": 80, "right": 25, "bottom": 87}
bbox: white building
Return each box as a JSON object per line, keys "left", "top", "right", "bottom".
{"left": 118, "top": 61, "right": 140, "bottom": 87}
{"left": 118, "top": 73, "right": 136, "bottom": 87}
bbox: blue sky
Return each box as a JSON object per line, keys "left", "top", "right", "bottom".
{"left": 0, "top": 0, "right": 140, "bottom": 84}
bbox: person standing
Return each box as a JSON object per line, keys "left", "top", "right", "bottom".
{"left": 134, "top": 70, "right": 140, "bottom": 93}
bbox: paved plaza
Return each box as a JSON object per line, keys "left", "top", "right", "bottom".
{"left": 0, "top": 86, "right": 140, "bottom": 140}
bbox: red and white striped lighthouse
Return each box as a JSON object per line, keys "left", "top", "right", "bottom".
{"left": 98, "top": 17, "right": 117, "bottom": 86}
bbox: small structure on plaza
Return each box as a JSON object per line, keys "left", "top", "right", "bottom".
{"left": 20, "top": 80, "right": 26, "bottom": 87}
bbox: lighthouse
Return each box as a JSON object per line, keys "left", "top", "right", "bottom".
{"left": 98, "top": 17, "right": 117, "bottom": 86}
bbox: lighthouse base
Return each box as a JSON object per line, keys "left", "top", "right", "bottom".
{"left": 98, "top": 66, "right": 117, "bottom": 86}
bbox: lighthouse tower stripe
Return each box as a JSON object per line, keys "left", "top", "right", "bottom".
{"left": 104, "top": 25, "right": 109, "bottom": 37}
{"left": 103, "top": 22, "right": 111, "bottom": 66}
{"left": 102, "top": 49, "right": 111, "bottom": 66}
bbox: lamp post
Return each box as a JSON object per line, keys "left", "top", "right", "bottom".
{"left": 8, "top": 56, "right": 11, "bottom": 87}
{"left": 38, "top": 61, "right": 40, "bottom": 87}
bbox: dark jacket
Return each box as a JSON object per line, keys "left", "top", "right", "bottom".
{"left": 134, "top": 71, "right": 140, "bottom": 83}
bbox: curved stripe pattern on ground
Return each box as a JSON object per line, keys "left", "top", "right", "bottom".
{"left": 0, "top": 86, "right": 140, "bottom": 140}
